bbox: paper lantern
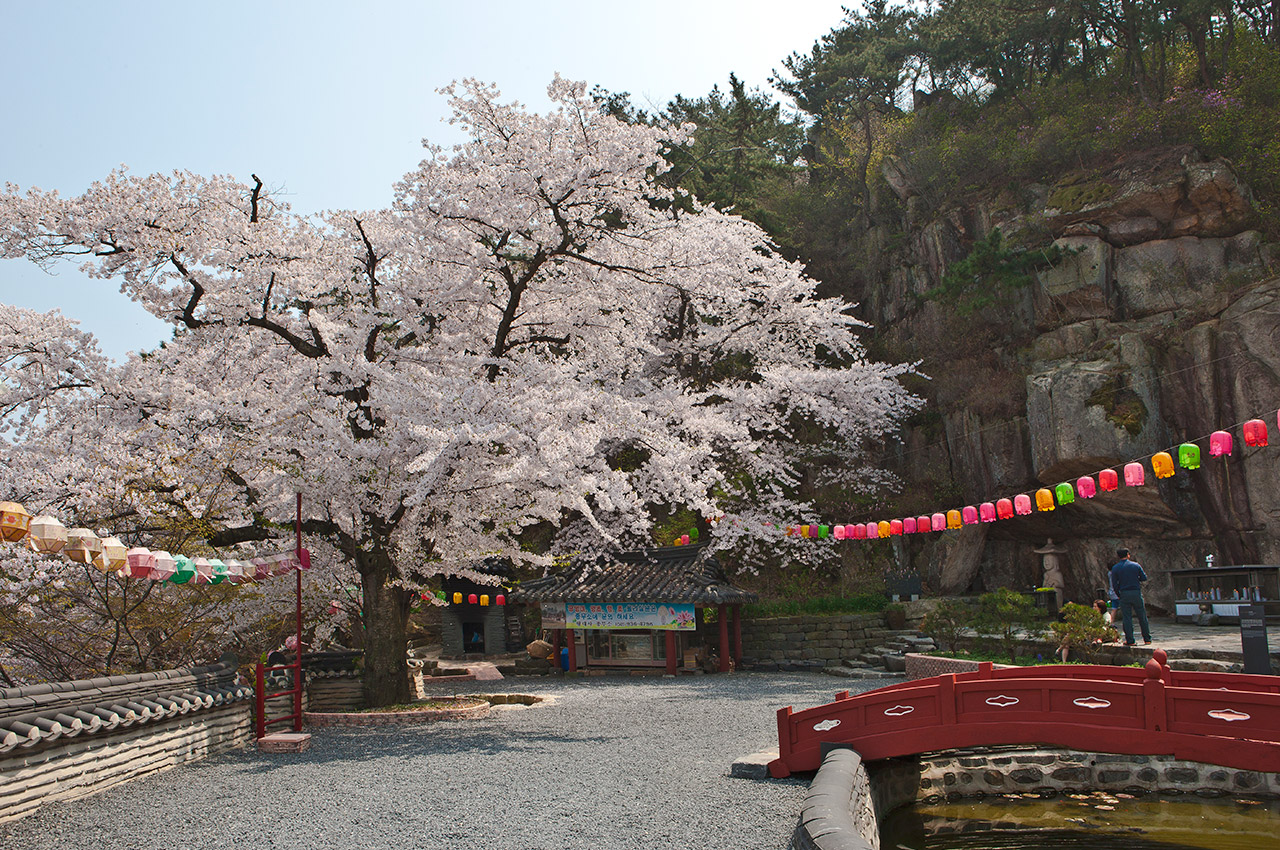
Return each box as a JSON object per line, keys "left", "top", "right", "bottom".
{"left": 818, "top": 525, "right": 829, "bottom": 539}
{"left": 1054, "top": 482, "right": 1075, "bottom": 506}
{"left": 170, "top": 555, "right": 195, "bottom": 584}
{"left": 496, "top": 594, "right": 506, "bottom": 606}
{"left": 453, "top": 592, "right": 462, "bottom": 604}
{"left": 961, "top": 505, "right": 979, "bottom": 525}
{"left": 833, "top": 524, "right": 846, "bottom": 540}
{"left": 0, "top": 502, "right": 32, "bottom": 543}
{"left": 903, "top": 517, "right": 917, "bottom": 534}
{"left": 1210, "top": 430, "right": 1233, "bottom": 457}
{"left": 866, "top": 522, "right": 879, "bottom": 539}
{"left": 125, "top": 547, "right": 156, "bottom": 579}
{"left": 1244, "top": 419, "right": 1268, "bottom": 447}
{"left": 28, "top": 515, "right": 68, "bottom": 554}
{"left": 269, "top": 552, "right": 296, "bottom": 575}
{"left": 298, "top": 549, "right": 312, "bottom": 570}
{"left": 225, "top": 559, "right": 250, "bottom": 583}
{"left": 480, "top": 594, "right": 490, "bottom": 606}
{"left": 1178, "top": 443, "right": 1201, "bottom": 469}
{"left": 1152, "top": 451, "right": 1175, "bottom": 479}
{"left": 208, "top": 559, "right": 229, "bottom": 585}
{"left": 946, "top": 509, "right": 962, "bottom": 530}
{"left": 1076, "top": 476, "right": 1096, "bottom": 499}
{"left": 931, "top": 513, "right": 946, "bottom": 532}
{"left": 1035, "top": 489, "right": 1055, "bottom": 511}
{"left": 65, "top": 528, "right": 102, "bottom": 565}
{"left": 191, "top": 557, "right": 213, "bottom": 585}
{"left": 1013, "top": 494, "right": 1032, "bottom": 516}
{"left": 468, "top": 593, "right": 478, "bottom": 604}
{"left": 877, "top": 521, "right": 891, "bottom": 539}
{"left": 979, "top": 502, "right": 997, "bottom": 523}
{"left": 149, "top": 551, "right": 176, "bottom": 581}
{"left": 1098, "top": 468, "right": 1119, "bottom": 491}
{"left": 996, "top": 499, "right": 1014, "bottom": 520}
{"left": 250, "top": 557, "right": 271, "bottom": 580}
{"left": 1124, "top": 461, "right": 1145, "bottom": 486}
{"left": 889, "top": 519, "right": 903, "bottom": 536}
{"left": 851, "top": 524, "right": 865, "bottom": 540}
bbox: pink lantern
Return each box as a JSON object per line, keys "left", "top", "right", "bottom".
{"left": 996, "top": 499, "right": 1014, "bottom": 520}
{"left": 852, "top": 523, "right": 866, "bottom": 540}
{"left": 1013, "top": 494, "right": 1032, "bottom": 515}
{"left": 931, "top": 513, "right": 946, "bottom": 532}
{"left": 125, "top": 547, "right": 156, "bottom": 579}
{"left": 979, "top": 502, "right": 997, "bottom": 523}
{"left": 149, "top": 550, "right": 177, "bottom": 582}
{"left": 1210, "top": 430, "right": 1233, "bottom": 457}
{"left": 224, "top": 559, "right": 248, "bottom": 583}
{"left": 1124, "top": 461, "right": 1145, "bottom": 486}
{"left": 834, "top": 524, "right": 846, "bottom": 540}
{"left": 191, "top": 557, "right": 213, "bottom": 585}
{"left": 252, "top": 557, "right": 272, "bottom": 580}
{"left": 1076, "top": 475, "right": 1097, "bottom": 499}
{"left": 866, "top": 522, "right": 879, "bottom": 539}
{"left": 1098, "top": 468, "right": 1119, "bottom": 491}
{"left": 270, "top": 552, "right": 297, "bottom": 575}
{"left": 1244, "top": 419, "right": 1268, "bottom": 446}
{"left": 961, "top": 505, "right": 979, "bottom": 525}
{"left": 903, "top": 517, "right": 917, "bottom": 534}
{"left": 889, "top": 519, "right": 903, "bottom": 536}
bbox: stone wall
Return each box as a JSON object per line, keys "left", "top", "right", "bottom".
{"left": 0, "top": 662, "right": 255, "bottom": 824}
{"left": 741, "top": 613, "right": 892, "bottom": 670}
{"left": 789, "top": 748, "right": 879, "bottom": 850}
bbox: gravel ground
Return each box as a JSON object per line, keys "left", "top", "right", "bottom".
{"left": 0, "top": 672, "right": 883, "bottom": 850}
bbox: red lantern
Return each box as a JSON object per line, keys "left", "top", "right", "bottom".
{"left": 1098, "top": 468, "right": 1119, "bottom": 491}
{"left": 1014, "top": 494, "right": 1032, "bottom": 515}
{"left": 916, "top": 515, "right": 930, "bottom": 532}
{"left": 496, "top": 594, "right": 506, "bottom": 606}
{"left": 996, "top": 498, "right": 1014, "bottom": 520}
{"left": 1152, "top": 451, "right": 1175, "bottom": 479}
{"left": 468, "top": 593, "right": 478, "bottom": 604}
{"left": 1243, "top": 419, "right": 1268, "bottom": 447}
{"left": 1210, "top": 430, "right": 1233, "bottom": 457}
{"left": 931, "top": 512, "right": 946, "bottom": 532}
{"left": 961, "top": 505, "right": 979, "bottom": 525}
{"left": 979, "top": 502, "right": 997, "bottom": 523}
{"left": 852, "top": 524, "right": 866, "bottom": 540}
{"left": 1076, "top": 476, "right": 1097, "bottom": 499}
{"left": 889, "top": 519, "right": 903, "bottom": 536}
{"left": 903, "top": 517, "right": 917, "bottom": 534}
{"left": 1124, "top": 461, "right": 1145, "bottom": 486}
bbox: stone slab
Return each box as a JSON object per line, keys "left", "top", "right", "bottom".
{"left": 731, "top": 749, "right": 779, "bottom": 780}
{"left": 257, "top": 732, "right": 312, "bottom": 753}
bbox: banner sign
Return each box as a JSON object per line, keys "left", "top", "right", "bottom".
{"left": 540, "top": 603, "right": 567, "bottom": 628}
{"left": 564, "top": 602, "right": 696, "bottom": 631}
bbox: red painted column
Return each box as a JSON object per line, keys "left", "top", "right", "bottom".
{"left": 551, "top": 628, "right": 562, "bottom": 670}
{"left": 665, "top": 630, "right": 677, "bottom": 675}
{"left": 732, "top": 604, "right": 743, "bottom": 667}
{"left": 718, "top": 604, "right": 730, "bottom": 672}
{"left": 566, "top": 628, "right": 577, "bottom": 672}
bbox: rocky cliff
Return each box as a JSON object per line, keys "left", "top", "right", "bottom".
{"left": 856, "top": 146, "right": 1280, "bottom": 611}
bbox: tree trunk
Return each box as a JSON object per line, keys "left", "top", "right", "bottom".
{"left": 358, "top": 547, "right": 414, "bottom": 707}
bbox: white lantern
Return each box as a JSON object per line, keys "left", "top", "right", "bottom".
{"left": 251, "top": 558, "right": 271, "bottom": 580}
{"left": 66, "top": 528, "right": 103, "bottom": 566}
{"left": 224, "top": 559, "right": 249, "bottom": 584}
{"left": 149, "top": 550, "right": 176, "bottom": 581}
{"left": 29, "top": 515, "right": 69, "bottom": 554}
{"left": 192, "top": 557, "right": 212, "bottom": 584}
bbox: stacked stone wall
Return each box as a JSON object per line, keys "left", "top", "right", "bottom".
{"left": 740, "top": 613, "right": 890, "bottom": 670}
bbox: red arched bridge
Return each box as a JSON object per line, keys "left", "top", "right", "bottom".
{"left": 769, "top": 650, "right": 1280, "bottom": 778}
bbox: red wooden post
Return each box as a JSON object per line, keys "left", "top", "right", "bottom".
{"left": 732, "top": 603, "right": 743, "bottom": 667}
{"left": 551, "top": 628, "right": 562, "bottom": 669}
{"left": 772, "top": 705, "right": 795, "bottom": 777}
{"left": 254, "top": 661, "right": 266, "bottom": 739}
{"left": 665, "top": 630, "right": 677, "bottom": 675}
{"left": 1143, "top": 659, "right": 1167, "bottom": 732}
{"left": 566, "top": 628, "right": 577, "bottom": 672}
{"left": 718, "top": 604, "right": 730, "bottom": 672}
{"left": 939, "top": 674, "right": 957, "bottom": 725}
{"left": 293, "top": 492, "right": 304, "bottom": 732}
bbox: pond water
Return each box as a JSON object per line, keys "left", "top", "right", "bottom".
{"left": 879, "top": 790, "right": 1280, "bottom": 849}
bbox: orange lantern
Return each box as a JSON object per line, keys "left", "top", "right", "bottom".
{"left": 1035, "top": 489, "right": 1055, "bottom": 512}
{"left": 453, "top": 592, "right": 462, "bottom": 604}
{"left": 28, "top": 515, "right": 68, "bottom": 554}
{"left": 1152, "top": 451, "right": 1175, "bottom": 479}
{"left": 0, "top": 502, "right": 32, "bottom": 543}
{"left": 480, "top": 594, "right": 490, "bottom": 606}
{"left": 877, "top": 521, "right": 891, "bottom": 538}
{"left": 946, "top": 509, "right": 962, "bottom": 530}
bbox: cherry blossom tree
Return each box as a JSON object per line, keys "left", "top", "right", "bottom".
{"left": 0, "top": 77, "right": 918, "bottom": 705}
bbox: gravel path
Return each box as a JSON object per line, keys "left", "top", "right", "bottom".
{"left": 0, "top": 672, "right": 881, "bottom": 850}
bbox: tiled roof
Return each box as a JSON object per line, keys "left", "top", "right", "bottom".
{"left": 0, "top": 661, "right": 251, "bottom": 753}
{"left": 510, "top": 544, "right": 757, "bottom": 605}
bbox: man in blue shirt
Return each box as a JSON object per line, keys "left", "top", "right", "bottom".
{"left": 1110, "top": 548, "right": 1152, "bottom": 646}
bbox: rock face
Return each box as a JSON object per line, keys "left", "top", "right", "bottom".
{"left": 860, "top": 147, "right": 1280, "bottom": 610}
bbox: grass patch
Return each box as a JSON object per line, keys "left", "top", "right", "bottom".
{"left": 357, "top": 698, "right": 482, "bottom": 712}
{"left": 743, "top": 592, "right": 887, "bottom": 619}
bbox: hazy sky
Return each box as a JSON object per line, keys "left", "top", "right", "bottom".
{"left": 1, "top": 1, "right": 848, "bottom": 360}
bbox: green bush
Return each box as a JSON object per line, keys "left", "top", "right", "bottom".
{"left": 972, "top": 588, "right": 1046, "bottom": 664}
{"left": 742, "top": 593, "right": 887, "bottom": 619}
{"left": 1050, "top": 602, "right": 1116, "bottom": 663}
{"left": 920, "top": 599, "right": 972, "bottom": 654}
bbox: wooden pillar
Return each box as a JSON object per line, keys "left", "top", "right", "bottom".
{"left": 566, "top": 627, "right": 578, "bottom": 672}
{"left": 665, "top": 630, "right": 678, "bottom": 675}
{"left": 718, "top": 604, "right": 730, "bottom": 672}
{"left": 551, "top": 628, "right": 562, "bottom": 670}
{"left": 733, "top": 604, "right": 743, "bottom": 666}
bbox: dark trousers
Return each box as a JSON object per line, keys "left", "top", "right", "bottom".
{"left": 1117, "top": 589, "right": 1151, "bottom": 644}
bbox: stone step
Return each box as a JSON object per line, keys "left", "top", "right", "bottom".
{"left": 821, "top": 666, "right": 903, "bottom": 679}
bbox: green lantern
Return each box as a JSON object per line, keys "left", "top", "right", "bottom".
{"left": 818, "top": 525, "right": 830, "bottom": 538}
{"left": 170, "top": 555, "right": 195, "bottom": 584}
{"left": 208, "top": 559, "right": 228, "bottom": 585}
{"left": 1178, "top": 442, "right": 1201, "bottom": 470}
{"left": 1054, "top": 482, "right": 1076, "bottom": 506}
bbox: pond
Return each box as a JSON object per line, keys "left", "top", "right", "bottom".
{"left": 880, "top": 790, "right": 1280, "bottom": 849}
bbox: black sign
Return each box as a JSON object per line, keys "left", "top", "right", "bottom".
{"left": 1240, "top": 604, "right": 1272, "bottom": 675}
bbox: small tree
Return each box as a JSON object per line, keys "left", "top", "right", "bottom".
{"left": 972, "top": 588, "right": 1045, "bottom": 664}
{"left": 1050, "top": 602, "right": 1115, "bottom": 664}
{"left": 920, "top": 599, "right": 972, "bottom": 654}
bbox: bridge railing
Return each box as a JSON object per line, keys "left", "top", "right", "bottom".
{"left": 771, "top": 653, "right": 1280, "bottom": 778}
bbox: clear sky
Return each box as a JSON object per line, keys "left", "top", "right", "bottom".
{"left": 1, "top": 0, "right": 849, "bottom": 360}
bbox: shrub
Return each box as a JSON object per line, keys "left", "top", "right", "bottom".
{"left": 1050, "top": 602, "right": 1116, "bottom": 663}
{"left": 920, "top": 599, "right": 972, "bottom": 654}
{"left": 972, "top": 588, "right": 1047, "bottom": 665}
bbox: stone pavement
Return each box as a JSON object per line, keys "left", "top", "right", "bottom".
{"left": 1131, "top": 616, "right": 1272, "bottom": 661}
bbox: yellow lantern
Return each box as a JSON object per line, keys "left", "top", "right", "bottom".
{"left": 480, "top": 594, "right": 490, "bottom": 606}
{"left": 28, "top": 515, "right": 68, "bottom": 554}
{"left": 453, "top": 592, "right": 462, "bottom": 604}
{"left": 66, "top": 528, "right": 103, "bottom": 566}
{"left": 0, "top": 502, "right": 32, "bottom": 543}
{"left": 99, "top": 537, "right": 128, "bottom": 572}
